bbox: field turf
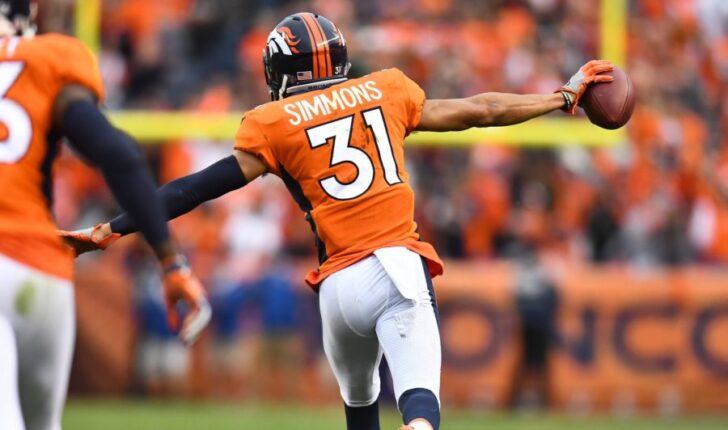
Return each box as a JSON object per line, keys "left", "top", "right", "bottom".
{"left": 63, "top": 398, "right": 728, "bottom": 430}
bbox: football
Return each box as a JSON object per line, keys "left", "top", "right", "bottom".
{"left": 580, "top": 66, "right": 635, "bottom": 129}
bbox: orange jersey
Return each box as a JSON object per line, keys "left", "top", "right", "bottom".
{"left": 0, "top": 34, "right": 104, "bottom": 280}
{"left": 235, "top": 68, "right": 443, "bottom": 287}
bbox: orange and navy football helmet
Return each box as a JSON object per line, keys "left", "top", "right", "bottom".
{"left": 263, "top": 12, "right": 349, "bottom": 100}
{"left": 0, "top": 0, "right": 35, "bottom": 36}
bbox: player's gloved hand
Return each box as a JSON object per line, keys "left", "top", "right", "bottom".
{"left": 58, "top": 223, "right": 120, "bottom": 256}
{"left": 557, "top": 59, "right": 614, "bottom": 114}
{"left": 162, "top": 256, "right": 212, "bottom": 346}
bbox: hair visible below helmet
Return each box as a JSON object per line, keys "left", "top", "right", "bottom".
{"left": 263, "top": 12, "right": 350, "bottom": 101}
{"left": 0, "top": 0, "right": 35, "bottom": 37}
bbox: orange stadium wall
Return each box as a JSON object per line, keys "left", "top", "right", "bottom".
{"left": 435, "top": 262, "right": 521, "bottom": 409}
{"left": 69, "top": 251, "right": 137, "bottom": 395}
{"left": 549, "top": 266, "right": 728, "bottom": 413}
{"left": 435, "top": 263, "right": 728, "bottom": 413}
{"left": 69, "top": 256, "right": 728, "bottom": 413}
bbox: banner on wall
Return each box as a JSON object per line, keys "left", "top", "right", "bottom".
{"left": 70, "top": 256, "right": 728, "bottom": 412}
{"left": 431, "top": 261, "right": 728, "bottom": 412}
{"left": 436, "top": 261, "right": 520, "bottom": 409}
{"left": 549, "top": 265, "right": 728, "bottom": 413}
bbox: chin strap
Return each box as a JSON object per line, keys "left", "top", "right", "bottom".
{"left": 285, "top": 76, "right": 348, "bottom": 97}
{"left": 277, "top": 74, "right": 289, "bottom": 100}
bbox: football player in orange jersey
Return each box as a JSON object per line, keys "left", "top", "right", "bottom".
{"left": 0, "top": 2, "right": 211, "bottom": 430}
{"left": 63, "top": 12, "right": 613, "bottom": 430}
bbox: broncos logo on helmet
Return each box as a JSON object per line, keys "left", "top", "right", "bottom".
{"left": 267, "top": 26, "right": 301, "bottom": 56}
{"left": 262, "top": 12, "right": 350, "bottom": 101}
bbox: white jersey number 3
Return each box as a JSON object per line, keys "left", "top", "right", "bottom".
{"left": 306, "top": 107, "right": 402, "bottom": 200}
{"left": 0, "top": 62, "right": 32, "bottom": 164}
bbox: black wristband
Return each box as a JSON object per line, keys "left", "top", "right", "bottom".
{"left": 559, "top": 91, "right": 573, "bottom": 112}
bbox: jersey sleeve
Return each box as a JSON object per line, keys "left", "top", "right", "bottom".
{"left": 234, "top": 112, "right": 279, "bottom": 176}
{"left": 396, "top": 69, "right": 426, "bottom": 135}
{"left": 47, "top": 35, "right": 105, "bottom": 101}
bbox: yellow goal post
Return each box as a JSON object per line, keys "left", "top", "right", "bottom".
{"left": 75, "top": 0, "right": 627, "bottom": 147}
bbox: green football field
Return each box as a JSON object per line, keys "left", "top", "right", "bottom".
{"left": 63, "top": 399, "right": 728, "bottom": 430}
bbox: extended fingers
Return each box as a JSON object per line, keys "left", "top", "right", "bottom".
{"left": 584, "top": 59, "right": 613, "bottom": 69}
{"left": 586, "top": 75, "right": 614, "bottom": 84}
{"left": 583, "top": 59, "right": 614, "bottom": 75}
{"left": 592, "top": 64, "right": 614, "bottom": 75}
{"left": 62, "top": 231, "right": 92, "bottom": 243}
{"left": 58, "top": 231, "right": 97, "bottom": 256}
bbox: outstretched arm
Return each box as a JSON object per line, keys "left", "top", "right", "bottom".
{"left": 417, "top": 93, "right": 566, "bottom": 131}
{"left": 55, "top": 85, "right": 178, "bottom": 259}
{"left": 416, "top": 60, "right": 614, "bottom": 132}
{"left": 79, "top": 149, "right": 266, "bottom": 239}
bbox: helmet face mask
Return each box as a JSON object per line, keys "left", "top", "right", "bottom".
{"left": 0, "top": 0, "right": 36, "bottom": 37}
{"left": 263, "top": 13, "right": 350, "bottom": 101}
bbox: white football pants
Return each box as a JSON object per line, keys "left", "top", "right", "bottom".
{"left": 0, "top": 253, "right": 75, "bottom": 430}
{"left": 318, "top": 247, "right": 441, "bottom": 407}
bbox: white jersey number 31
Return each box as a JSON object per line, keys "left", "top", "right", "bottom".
{"left": 306, "top": 107, "right": 402, "bottom": 200}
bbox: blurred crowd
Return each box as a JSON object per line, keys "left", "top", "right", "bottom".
{"left": 48, "top": 0, "right": 728, "bottom": 265}
{"left": 42, "top": 0, "right": 728, "bottom": 397}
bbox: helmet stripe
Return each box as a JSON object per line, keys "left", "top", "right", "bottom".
{"left": 311, "top": 16, "right": 332, "bottom": 77}
{"left": 308, "top": 13, "right": 327, "bottom": 78}
{"left": 297, "top": 14, "right": 320, "bottom": 79}
{"left": 296, "top": 13, "right": 319, "bottom": 79}
{"left": 301, "top": 13, "right": 327, "bottom": 79}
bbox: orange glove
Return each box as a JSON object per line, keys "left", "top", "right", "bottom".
{"left": 58, "top": 223, "right": 121, "bottom": 256}
{"left": 162, "top": 256, "right": 211, "bottom": 345}
{"left": 557, "top": 59, "right": 614, "bottom": 114}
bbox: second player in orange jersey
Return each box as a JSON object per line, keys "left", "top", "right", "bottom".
{"left": 0, "top": 3, "right": 209, "bottom": 429}
{"left": 63, "top": 12, "right": 614, "bottom": 430}
{"left": 0, "top": 33, "right": 103, "bottom": 279}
